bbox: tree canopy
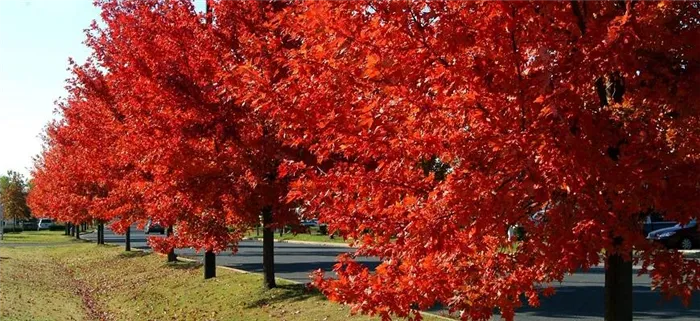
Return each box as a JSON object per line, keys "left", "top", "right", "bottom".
{"left": 1, "top": 171, "right": 31, "bottom": 222}
{"left": 28, "top": 1, "right": 700, "bottom": 320}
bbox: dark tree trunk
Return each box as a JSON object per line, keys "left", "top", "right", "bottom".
{"left": 96, "top": 223, "right": 103, "bottom": 244}
{"left": 605, "top": 252, "right": 633, "bottom": 321}
{"left": 125, "top": 226, "right": 131, "bottom": 251}
{"left": 262, "top": 207, "right": 276, "bottom": 289}
{"left": 65, "top": 223, "right": 71, "bottom": 236}
{"left": 204, "top": 250, "right": 216, "bottom": 279}
{"left": 75, "top": 223, "right": 80, "bottom": 240}
{"left": 166, "top": 226, "right": 177, "bottom": 262}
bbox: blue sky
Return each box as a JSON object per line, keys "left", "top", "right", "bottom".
{"left": 0, "top": 0, "right": 204, "bottom": 179}
{"left": 1, "top": 0, "right": 100, "bottom": 178}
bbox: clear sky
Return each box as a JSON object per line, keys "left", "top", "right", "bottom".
{"left": 0, "top": 0, "right": 204, "bottom": 179}
{"left": 0, "top": 0, "right": 100, "bottom": 178}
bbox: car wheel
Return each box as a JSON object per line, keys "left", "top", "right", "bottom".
{"left": 680, "top": 237, "right": 693, "bottom": 250}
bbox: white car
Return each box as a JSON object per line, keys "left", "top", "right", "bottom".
{"left": 37, "top": 218, "right": 55, "bottom": 230}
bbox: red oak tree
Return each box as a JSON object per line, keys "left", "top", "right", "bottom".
{"left": 85, "top": 0, "right": 304, "bottom": 281}
{"left": 256, "top": 1, "right": 700, "bottom": 320}
{"left": 29, "top": 61, "right": 129, "bottom": 243}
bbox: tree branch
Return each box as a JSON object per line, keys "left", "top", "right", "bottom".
{"left": 509, "top": 5, "right": 526, "bottom": 131}
{"left": 570, "top": 1, "right": 586, "bottom": 36}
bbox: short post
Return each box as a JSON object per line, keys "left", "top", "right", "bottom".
{"left": 204, "top": 250, "right": 216, "bottom": 279}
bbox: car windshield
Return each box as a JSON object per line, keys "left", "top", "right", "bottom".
{"left": 683, "top": 220, "right": 697, "bottom": 228}
{"left": 42, "top": 220, "right": 52, "bottom": 224}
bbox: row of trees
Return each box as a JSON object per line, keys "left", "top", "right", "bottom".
{"left": 28, "top": 1, "right": 700, "bottom": 320}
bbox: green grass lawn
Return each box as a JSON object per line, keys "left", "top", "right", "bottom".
{"left": 0, "top": 231, "right": 444, "bottom": 321}
{"left": 0, "top": 230, "right": 78, "bottom": 244}
{"left": 246, "top": 227, "right": 350, "bottom": 244}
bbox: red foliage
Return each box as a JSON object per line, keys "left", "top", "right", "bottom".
{"left": 260, "top": 1, "right": 700, "bottom": 320}
{"left": 31, "top": 0, "right": 302, "bottom": 254}
{"left": 28, "top": 1, "right": 700, "bottom": 320}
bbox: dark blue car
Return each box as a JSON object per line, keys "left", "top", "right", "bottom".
{"left": 647, "top": 219, "right": 699, "bottom": 250}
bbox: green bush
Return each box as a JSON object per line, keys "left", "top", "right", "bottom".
{"left": 49, "top": 225, "right": 66, "bottom": 231}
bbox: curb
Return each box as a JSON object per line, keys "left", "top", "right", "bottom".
{"left": 175, "top": 255, "right": 302, "bottom": 284}
{"left": 243, "top": 237, "right": 353, "bottom": 248}
{"left": 423, "top": 312, "right": 457, "bottom": 320}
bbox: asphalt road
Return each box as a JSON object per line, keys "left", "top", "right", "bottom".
{"left": 84, "top": 227, "right": 700, "bottom": 321}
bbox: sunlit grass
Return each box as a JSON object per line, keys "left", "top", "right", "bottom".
{"left": 0, "top": 230, "right": 444, "bottom": 321}
{"left": 0, "top": 230, "right": 76, "bottom": 244}
{"left": 246, "top": 227, "right": 350, "bottom": 244}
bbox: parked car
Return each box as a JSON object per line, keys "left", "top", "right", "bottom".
{"left": 300, "top": 219, "right": 319, "bottom": 227}
{"left": 144, "top": 220, "right": 165, "bottom": 234}
{"left": 642, "top": 212, "right": 679, "bottom": 236}
{"left": 507, "top": 208, "right": 547, "bottom": 241}
{"left": 647, "top": 219, "right": 699, "bottom": 250}
{"left": 37, "top": 218, "right": 55, "bottom": 230}
{"left": 21, "top": 218, "right": 38, "bottom": 230}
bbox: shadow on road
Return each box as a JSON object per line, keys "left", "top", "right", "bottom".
{"left": 224, "top": 261, "right": 381, "bottom": 276}
{"left": 577, "top": 266, "right": 645, "bottom": 275}
{"left": 231, "top": 251, "right": 344, "bottom": 258}
{"left": 508, "top": 285, "right": 700, "bottom": 319}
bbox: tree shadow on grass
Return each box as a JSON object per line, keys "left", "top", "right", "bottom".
{"left": 165, "top": 260, "right": 201, "bottom": 270}
{"left": 118, "top": 251, "right": 150, "bottom": 259}
{"left": 245, "top": 284, "right": 321, "bottom": 308}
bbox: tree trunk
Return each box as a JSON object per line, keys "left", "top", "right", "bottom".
{"left": 65, "top": 223, "right": 70, "bottom": 235}
{"left": 75, "top": 223, "right": 81, "bottom": 240}
{"left": 605, "top": 252, "right": 633, "bottom": 321}
{"left": 166, "top": 226, "right": 177, "bottom": 262}
{"left": 96, "top": 223, "right": 102, "bottom": 244}
{"left": 204, "top": 250, "right": 216, "bottom": 279}
{"left": 125, "top": 226, "right": 131, "bottom": 251}
{"left": 262, "top": 207, "right": 276, "bottom": 289}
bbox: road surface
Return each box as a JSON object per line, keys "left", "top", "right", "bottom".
{"left": 83, "top": 227, "right": 700, "bottom": 320}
